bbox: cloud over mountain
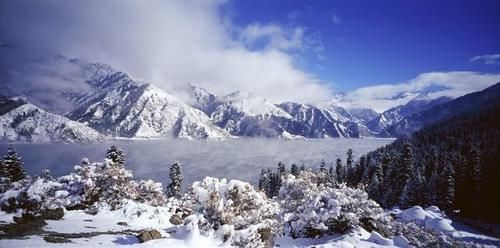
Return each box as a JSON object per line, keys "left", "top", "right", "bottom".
{"left": 0, "top": 0, "right": 331, "bottom": 104}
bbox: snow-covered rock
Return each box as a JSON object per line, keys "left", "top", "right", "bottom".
{"left": 367, "top": 231, "right": 393, "bottom": 246}
{"left": 393, "top": 234, "right": 410, "bottom": 247}
{"left": 424, "top": 217, "right": 455, "bottom": 233}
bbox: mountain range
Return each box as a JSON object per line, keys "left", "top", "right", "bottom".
{"left": 1, "top": 57, "right": 498, "bottom": 143}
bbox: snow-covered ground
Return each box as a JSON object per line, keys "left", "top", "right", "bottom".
{"left": 1, "top": 204, "right": 498, "bottom": 247}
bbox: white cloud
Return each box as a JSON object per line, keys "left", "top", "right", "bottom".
{"left": 0, "top": 0, "right": 331, "bottom": 104}
{"left": 469, "top": 54, "right": 500, "bottom": 65}
{"left": 334, "top": 71, "right": 500, "bottom": 112}
{"left": 240, "top": 24, "right": 305, "bottom": 51}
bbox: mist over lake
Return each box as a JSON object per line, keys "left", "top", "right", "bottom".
{"left": 0, "top": 138, "right": 392, "bottom": 187}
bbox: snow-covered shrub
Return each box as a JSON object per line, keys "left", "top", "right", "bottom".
{"left": 0, "top": 176, "right": 67, "bottom": 213}
{"left": 131, "top": 179, "right": 166, "bottom": 207}
{"left": 278, "top": 170, "right": 384, "bottom": 238}
{"left": 76, "top": 159, "right": 134, "bottom": 209}
{"left": 0, "top": 158, "right": 166, "bottom": 214}
{"left": 187, "top": 177, "right": 279, "bottom": 247}
{"left": 75, "top": 158, "right": 165, "bottom": 209}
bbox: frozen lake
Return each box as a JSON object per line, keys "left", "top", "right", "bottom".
{"left": 0, "top": 138, "right": 393, "bottom": 187}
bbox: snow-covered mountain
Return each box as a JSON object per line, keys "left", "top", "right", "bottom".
{"left": 181, "top": 85, "right": 376, "bottom": 138}
{"left": 277, "top": 102, "right": 360, "bottom": 138}
{"left": 8, "top": 56, "right": 487, "bottom": 141}
{"left": 67, "top": 81, "right": 230, "bottom": 140}
{"left": 208, "top": 91, "right": 297, "bottom": 138}
{"left": 367, "top": 96, "right": 451, "bottom": 136}
{"left": 0, "top": 96, "right": 104, "bottom": 143}
{"left": 6, "top": 57, "right": 231, "bottom": 140}
{"left": 386, "top": 82, "right": 500, "bottom": 136}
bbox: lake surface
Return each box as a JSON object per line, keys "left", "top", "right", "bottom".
{"left": 0, "top": 138, "right": 393, "bottom": 187}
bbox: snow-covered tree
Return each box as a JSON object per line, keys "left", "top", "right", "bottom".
{"left": 106, "top": 144, "right": 125, "bottom": 167}
{"left": 2, "top": 146, "right": 26, "bottom": 182}
{"left": 439, "top": 161, "right": 455, "bottom": 211}
{"left": 258, "top": 168, "right": 272, "bottom": 196}
{"left": 166, "top": 161, "right": 183, "bottom": 198}
{"left": 400, "top": 168, "right": 425, "bottom": 208}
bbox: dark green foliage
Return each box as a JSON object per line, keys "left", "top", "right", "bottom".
{"left": 106, "top": 145, "right": 125, "bottom": 166}
{"left": 350, "top": 103, "right": 500, "bottom": 222}
{"left": 166, "top": 161, "right": 183, "bottom": 198}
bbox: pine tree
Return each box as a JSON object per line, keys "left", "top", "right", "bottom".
{"left": 299, "top": 164, "right": 305, "bottom": 172}
{"left": 396, "top": 143, "right": 414, "bottom": 204}
{"left": 258, "top": 168, "right": 272, "bottom": 197}
{"left": 3, "top": 146, "right": 26, "bottom": 182}
{"left": 106, "top": 145, "right": 125, "bottom": 167}
{"left": 328, "top": 166, "right": 335, "bottom": 182}
{"left": 319, "top": 160, "right": 327, "bottom": 173}
{"left": 0, "top": 160, "right": 6, "bottom": 179}
{"left": 425, "top": 166, "right": 439, "bottom": 206}
{"left": 400, "top": 143, "right": 414, "bottom": 184}
{"left": 346, "top": 149, "right": 353, "bottom": 169}
{"left": 166, "top": 161, "right": 183, "bottom": 198}
{"left": 439, "top": 161, "right": 455, "bottom": 211}
{"left": 290, "top": 163, "right": 299, "bottom": 176}
{"left": 346, "top": 149, "right": 354, "bottom": 185}
{"left": 367, "top": 174, "right": 381, "bottom": 201}
{"left": 400, "top": 168, "right": 425, "bottom": 208}
{"left": 335, "top": 158, "right": 343, "bottom": 183}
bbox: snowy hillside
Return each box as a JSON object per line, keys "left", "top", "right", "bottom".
{"left": 68, "top": 83, "right": 230, "bottom": 140}
{"left": 0, "top": 100, "right": 104, "bottom": 143}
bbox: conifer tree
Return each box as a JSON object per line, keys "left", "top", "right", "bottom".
{"left": 166, "top": 161, "right": 183, "bottom": 198}
{"left": 424, "top": 166, "right": 439, "bottom": 206}
{"left": 299, "top": 164, "right": 305, "bottom": 172}
{"left": 328, "top": 166, "right": 336, "bottom": 186}
{"left": 319, "top": 160, "right": 327, "bottom": 173}
{"left": 0, "top": 160, "right": 6, "bottom": 179}
{"left": 106, "top": 144, "right": 125, "bottom": 167}
{"left": 346, "top": 149, "right": 353, "bottom": 169}
{"left": 367, "top": 174, "right": 381, "bottom": 201}
{"left": 439, "top": 161, "right": 455, "bottom": 211}
{"left": 335, "top": 158, "right": 343, "bottom": 183}
{"left": 346, "top": 149, "right": 354, "bottom": 185}
{"left": 397, "top": 143, "right": 414, "bottom": 202}
{"left": 400, "top": 168, "right": 425, "bottom": 208}
{"left": 258, "top": 168, "right": 272, "bottom": 196}
{"left": 3, "top": 146, "right": 26, "bottom": 182}
{"left": 290, "top": 163, "right": 299, "bottom": 176}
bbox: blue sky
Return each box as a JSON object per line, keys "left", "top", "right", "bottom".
{"left": 1, "top": 0, "right": 500, "bottom": 111}
{"left": 224, "top": 0, "right": 500, "bottom": 91}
